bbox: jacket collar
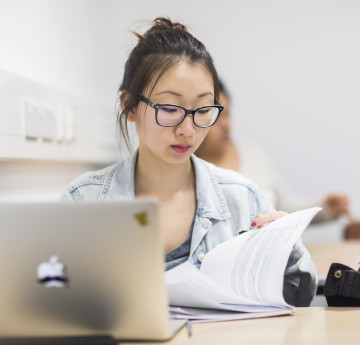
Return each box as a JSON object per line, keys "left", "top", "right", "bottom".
{"left": 107, "top": 152, "right": 231, "bottom": 220}
{"left": 104, "top": 152, "right": 137, "bottom": 201}
{"left": 191, "top": 155, "right": 231, "bottom": 221}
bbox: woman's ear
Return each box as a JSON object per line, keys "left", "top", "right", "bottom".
{"left": 120, "top": 91, "right": 136, "bottom": 122}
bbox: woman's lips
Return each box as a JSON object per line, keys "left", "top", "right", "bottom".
{"left": 171, "top": 145, "right": 191, "bottom": 153}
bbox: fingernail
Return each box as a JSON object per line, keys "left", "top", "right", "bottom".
{"left": 251, "top": 221, "right": 256, "bottom": 227}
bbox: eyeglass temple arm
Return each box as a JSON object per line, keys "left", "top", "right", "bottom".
{"left": 138, "top": 94, "right": 155, "bottom": 107}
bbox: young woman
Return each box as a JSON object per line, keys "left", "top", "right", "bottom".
{"left": 61, "top": 17, "right": 317, "bottom": 307}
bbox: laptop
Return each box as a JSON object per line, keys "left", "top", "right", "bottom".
{"left": 0, "top": 201, "right": 185, "bottom": 344}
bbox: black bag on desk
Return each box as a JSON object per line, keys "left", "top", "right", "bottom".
{"left": 324, "top": 263, "right": 360, "bottom": 306}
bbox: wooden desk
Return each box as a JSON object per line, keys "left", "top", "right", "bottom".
{"left": 307, "top": 240, "right": 360, "bottom": 276}
{"left": 123, "top": 307, "right": 360, "bottom": 345}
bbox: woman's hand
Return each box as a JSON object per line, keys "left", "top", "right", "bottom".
{"left": 251, "top": 211, "right": 288, "bottom": 229}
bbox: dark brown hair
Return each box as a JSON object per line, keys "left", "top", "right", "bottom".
{"left": 117, "top": 17, "right": 220, "bottom": 152}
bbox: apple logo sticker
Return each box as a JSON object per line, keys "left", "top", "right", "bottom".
{"left": 37, "top": 255, "right": 69, "bottom": 287}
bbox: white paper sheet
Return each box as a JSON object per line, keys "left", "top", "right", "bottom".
{"left": 165, "top": 207, "right": 321, "bottom": 321}
{"left": 201, "top": 207, "right": 321, "bottom": 306}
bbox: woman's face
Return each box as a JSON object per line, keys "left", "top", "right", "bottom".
{"left": 131, "top": 61, "right": 214, "bottom": 166}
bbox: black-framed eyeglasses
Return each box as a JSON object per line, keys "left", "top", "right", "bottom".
{"left": 138, "top": 94, "right": 224, "bottom": 128}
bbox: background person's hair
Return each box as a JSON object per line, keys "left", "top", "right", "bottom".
{"left": 219, "top": 79, "right": 231, "bottom": 101}
{"left": 117, "top": 17, "right": 220, "bottom": 153}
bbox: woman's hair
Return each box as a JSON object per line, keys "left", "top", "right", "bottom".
{"left": 117, "top": 17, "right": 220, "bottom": 152}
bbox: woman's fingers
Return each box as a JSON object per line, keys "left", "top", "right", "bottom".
{"left": 251, "top": 211, "right": 287, "bottom": 229}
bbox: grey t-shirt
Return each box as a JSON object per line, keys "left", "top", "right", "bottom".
{"left": 165, "top": 220, "right": 194, "bottom": 271}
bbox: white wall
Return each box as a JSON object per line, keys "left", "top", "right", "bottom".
{"left": 1, "top": 0, "right": 359, "bottom": 216}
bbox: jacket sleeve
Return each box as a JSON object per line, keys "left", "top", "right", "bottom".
{"left": 59, "top": 190, "right": 76, "bottom": 201}
{"left": 283, "top": 239, "right": 318, "bottom": 306}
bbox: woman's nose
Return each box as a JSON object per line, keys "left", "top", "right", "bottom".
{"left": 175, "top": 114, "right": 196, "bottom": 136}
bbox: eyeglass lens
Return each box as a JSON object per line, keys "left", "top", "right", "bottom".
{"left": 157, "top": 105, "right": 219, "bottom": 127}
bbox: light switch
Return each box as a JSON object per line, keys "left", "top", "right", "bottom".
{"left": 24, "top": 97, "right": 40, "bottom": 140}
{"left": 56, "top": 108, "right": 66, "bottom": 143}
{"left": 42, "top": 104, "right": 57, "bottom": 142}
{"left": 63, "top": 107, "right": 75, "bottom": 144}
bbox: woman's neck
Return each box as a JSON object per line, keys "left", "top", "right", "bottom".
{"left": 134, "top": 152, "right": 195, "bottom": 200}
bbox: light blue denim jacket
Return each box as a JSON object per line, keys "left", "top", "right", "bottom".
{"left": 61, "top": 153, "right": 317, "bottom": 307}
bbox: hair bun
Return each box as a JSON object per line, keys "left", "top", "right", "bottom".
{"left": 134, "top": 17, "right": 188, "bottom": 42}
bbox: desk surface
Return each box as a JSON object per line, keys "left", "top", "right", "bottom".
{"left": 307, "top": 240, "right": 360, "bottom": 276}
{"left": 124, "top": 307, "right": 360, "bottom": 345}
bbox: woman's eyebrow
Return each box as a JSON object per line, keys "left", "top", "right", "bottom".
{"left": 198, "top": 92, "right": 214, "bottom": 98}
{"left": 154, "top": 91, "right": 214, "bottom": 98}
{"left": 154, "top": 90, "right": 182, "bottom": 97}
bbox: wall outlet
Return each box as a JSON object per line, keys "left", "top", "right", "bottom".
{"left": 0, "top": 69, "right": 119, "bottom": 163}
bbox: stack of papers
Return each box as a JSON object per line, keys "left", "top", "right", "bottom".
{"left": 166, "top": 207, "right": 321, "bottom": 322}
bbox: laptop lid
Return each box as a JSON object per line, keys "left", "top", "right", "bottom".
{"left": 0, "top": 201, "right": 183, "bottom": 341}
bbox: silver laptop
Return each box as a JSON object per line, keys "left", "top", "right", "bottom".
{"left": 0, "top": 201, "right": 185, "bottom": 342}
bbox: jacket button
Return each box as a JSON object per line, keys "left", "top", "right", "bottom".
{"left": 198, "top": 252, "right": 205, "bottom": 262}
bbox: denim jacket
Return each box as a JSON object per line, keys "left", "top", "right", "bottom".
{"left": 61, "top": 153, "right": 317, "bottom": 307}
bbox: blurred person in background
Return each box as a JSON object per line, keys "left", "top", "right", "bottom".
{"left": 195, "top": 80, "right": 349, "bottom": 223}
